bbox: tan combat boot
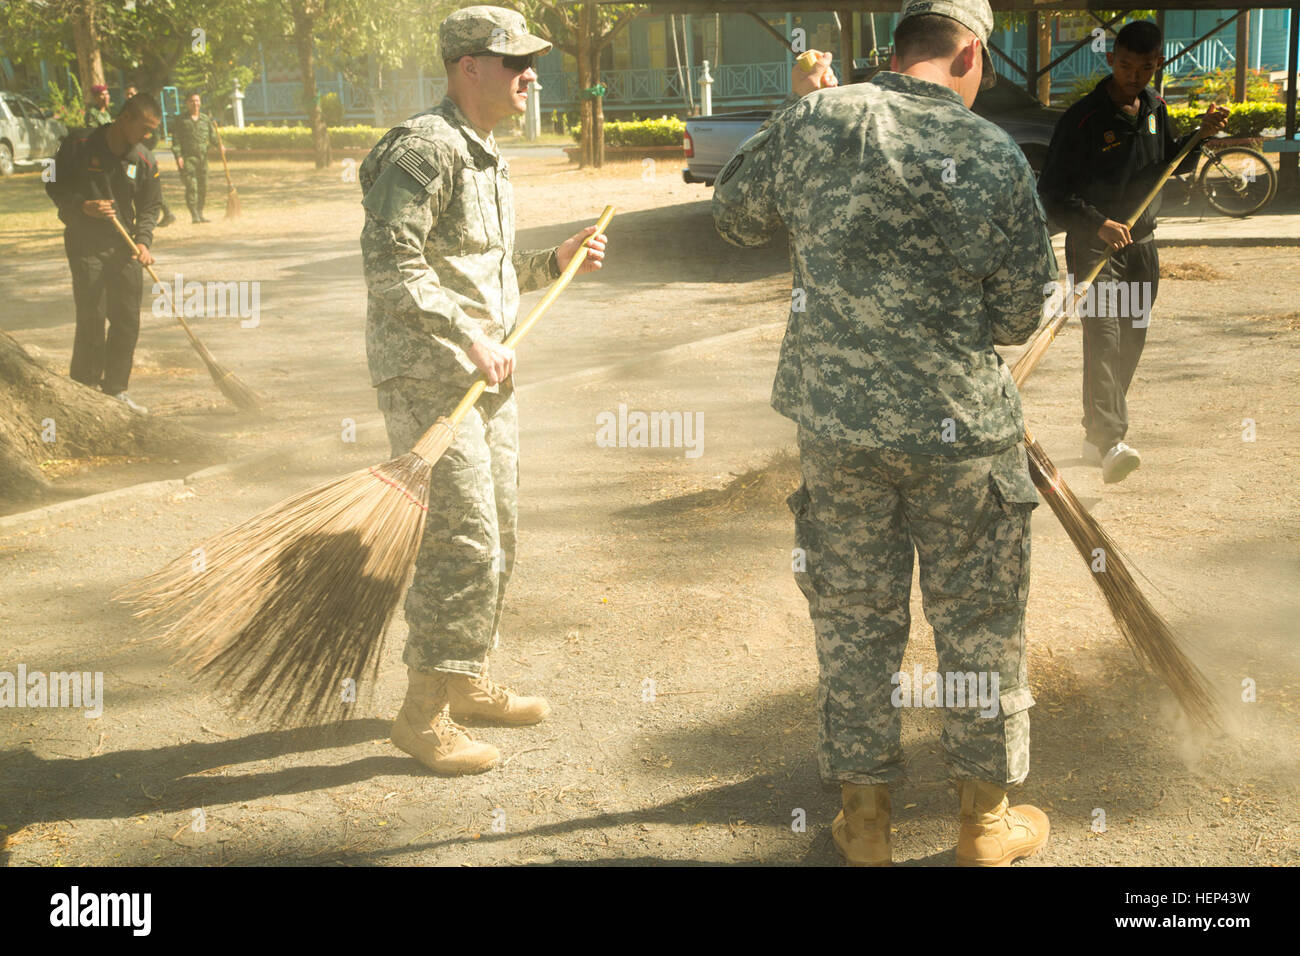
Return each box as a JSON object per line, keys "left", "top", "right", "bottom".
{"left": 955, "top": 780, "right": 1049, "bottom": 866}
{"left": 390, "top": 668, "right": 499, "bottom": 775}
{"left": 831, "top": 783, "right": 892, "bottom": 866}
{"left": 446, "top": 670, "right": 551, "bottom": 726}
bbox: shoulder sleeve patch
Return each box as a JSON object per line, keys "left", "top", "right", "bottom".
{"left": 392, "top": 145, "right": 438, "bottom": 188}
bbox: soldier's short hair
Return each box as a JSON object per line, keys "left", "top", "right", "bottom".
{"left": 1115, "top": 20, "right": 1162, "bottom": 56}
{"left": 122, "top": 92, "right": 162, "bottom": 120}
{"left": 893, "top": 13, "right": 972, "bottom": 63}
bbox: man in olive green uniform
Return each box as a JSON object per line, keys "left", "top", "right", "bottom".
{"left": 713, "top": 0, "right": 1058, "bottom": 866}
{"left": 173, "top": 93, "right": 220, "bottom": 222}
{"left": 359, "top": 6, "right": 608, "bottom": 776}
{"left": 84, "top": 85, "right": 112, "bottom": 128}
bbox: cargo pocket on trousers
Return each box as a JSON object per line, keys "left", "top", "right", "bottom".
{"left": 987, "top": 445, "right": 1038, "bottom": 606}
{"left": 787, "top": 482, "right": 818, "bottom": 605}
{"left": 999, "top": 685, "right": 1035, "bottom": 783}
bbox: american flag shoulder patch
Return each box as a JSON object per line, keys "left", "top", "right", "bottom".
{"left": 392, "top": 146, "right": 437, "bottom": 188}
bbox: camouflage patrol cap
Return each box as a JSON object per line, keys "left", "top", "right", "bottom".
{"left": 439, "top": 5, "right": 552, "bottom": 60}
{"left": 899, "top": 0, "right": 997, "bottom": 90}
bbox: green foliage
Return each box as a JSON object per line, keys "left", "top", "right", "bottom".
{"left": 1058, "top": 71, "right": 1108, "bottom": 107}
{"left": 570, "top": 116, "right": 686, "bottom": 147}
{"left": 44, "top": 77, "right": 86, "bottom": 130}
{"left": 216, "top": 125, "right": 384, "bottom": 150}
{"left": 319, "top": 92, "right": 345, "bottom": 126}
{"left": 1167, "top": 103, "right": 1287, "bottom": 138}
{"left": 1188, "top": 69, "right": 1281, "bottom": 106}
{"left": 171, "top": 45, "right": 257, "bottom": 119}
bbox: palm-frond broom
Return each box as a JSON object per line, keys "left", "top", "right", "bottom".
{"left": 109, "top": 214, "right": 262, "bottom": 413}
{"left": 117, "top": 207, "right": 616, "bottom": 726}
{"left": 211, "top": 124, "right": 241, "bottom": 219}
{"left": 1015, "top": 129, "right": 1220, "bottom": 729}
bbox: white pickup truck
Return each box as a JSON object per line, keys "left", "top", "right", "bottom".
{"left": 682, "top": 73, "right": 1062, "bottom": 186}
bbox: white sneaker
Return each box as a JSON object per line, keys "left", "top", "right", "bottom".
{"left": 1081, "top": 440, "right": 1103, "bottom": 466}
{"left": 110, "top": 391, "right": 149, "bottom": 415}
{"left": 1101, "top": 442, "right": 1141, "bottom": 484}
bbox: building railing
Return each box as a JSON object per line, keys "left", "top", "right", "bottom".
{"left": 238, "top": 35, "right": 1241, "bottom": 122}
{"left": 991, "top": 36, "right": 1236, "bottom": 86}
{"left": 244, "top": 76, "right": 447, "bottom": 122}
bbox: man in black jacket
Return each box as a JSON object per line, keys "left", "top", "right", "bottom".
{"left": 46, "top": 93, "right": 164, "bottom": 414}
{"left": 124, "top": 85, "right": 175, "bottom": 228}
{"left": 1038, "top": 21, "right": 1226, "bottom": 483}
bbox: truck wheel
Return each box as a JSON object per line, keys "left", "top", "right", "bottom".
{"left": 0, "top": 143, "right": 14, "bottom": 177}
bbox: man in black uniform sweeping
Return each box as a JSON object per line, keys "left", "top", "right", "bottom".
{"left": 1038, "top": 20, "right": 1226, "bottom": 483}
{"left": 46, "top": 92, "right": 164, "bottom": 414}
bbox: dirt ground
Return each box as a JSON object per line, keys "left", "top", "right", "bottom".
{"left": 0, "top": 152, "right": 1297, "bottom": 866}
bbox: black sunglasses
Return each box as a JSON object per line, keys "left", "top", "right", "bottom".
{"left": 472, "top": 52, "right": 536, "bottom": 73}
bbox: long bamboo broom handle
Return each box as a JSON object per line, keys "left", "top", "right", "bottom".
{"left": 1011, "top": 128, "right": 1209, "bottom": 388}
{"left": 107, "top": 213, "right": 209, "bottom": 355}
{"left": 212, "top": 124, "right": 236, "bottom": 190}
{"left": 437, "top": 205, "right": 617, "bottom": 431}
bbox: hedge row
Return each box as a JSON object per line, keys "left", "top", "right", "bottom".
{"left": 570, "top": 116, "right": 686, "bottom": 147}
{"left": 1167, "top": 102, "right": 1287, "bottom": 139}
{"left": 213, "top": 125, "right": 386, "bottom": 149}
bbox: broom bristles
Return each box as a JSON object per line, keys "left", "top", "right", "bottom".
{"left": 212, "top": 364, "right": 261, "bottom": 413}
{"left": 225, "top": 187, "right": 241, "bottom": 219}
{"left": 1025, "top": 437, "right": 1220, "bottom": 731}
{"left": 117, "top": 451, "right": 432, "bottom": 725}
{"left": 188, "top": 338, "right": 261, "bottom": 413}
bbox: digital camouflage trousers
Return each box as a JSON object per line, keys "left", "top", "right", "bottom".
{"left": 791, "top": 427, "right": 1040, "bottom": 787}
{"left": 378, "top": 375, "right": 518, "bottom": 676}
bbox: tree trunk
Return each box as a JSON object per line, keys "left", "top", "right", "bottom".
{"left": 1036, "top": 16, "right": 1053, "bottom": 105}
{"left": 0, "top": 333, "right": 224, "bottom": 504}
{"left": 577, "top": 4, "right": 594, "bottom": 169}
{"left": 368, "top": 55, "right": 386, "bottom": 127}
{"left": 1233, "top": 11, "right": 1250, "bottom": 103}
{"left": 71, "top": 0, "right": 106, "bottom": 98}
{"left": 591, "top": 44, "right": 605, "bottom": 169}
{"left": 290, "top": 1, "right": 331, "bottom": 168}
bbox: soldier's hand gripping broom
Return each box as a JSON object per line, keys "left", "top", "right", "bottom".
{"left": 1012, "top": 127, "right": 1210, "bottom": 387}
{"left": 107, "top": 213, "right": 262, "bottom": 413}
{"left": 116, "top": 207, "right": 616, "bottom": 726}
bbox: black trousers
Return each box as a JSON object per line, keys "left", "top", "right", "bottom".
{"left": 1065, "top": 233, "right": 1160, "bottom": 452}
{"left": 65, "top": 233, "right": 144, "bottom": 396}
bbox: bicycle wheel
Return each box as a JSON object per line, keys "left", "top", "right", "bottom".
{"left": 1199, "top": 147, "right": 1277, "bottom": 217}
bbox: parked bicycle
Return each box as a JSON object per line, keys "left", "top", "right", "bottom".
{"left": 1174, "top": 143, "right": 1277, "bottom": 217}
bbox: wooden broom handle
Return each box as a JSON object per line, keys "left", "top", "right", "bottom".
{"left": 212, "top": 123, "right": 235, "bottom": 186}
{"left": 107, "top": 213, "right": 205, "bottom": 352}
{"left": 1011, "top": 128, "right": 1208, "bottom": 388}
{"left": 440, "top": 205, "right": 616, "bottom": 428}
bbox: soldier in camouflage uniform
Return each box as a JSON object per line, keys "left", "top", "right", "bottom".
{"left": 360, "top": 5, "right": 608, "bottom": 776}
{"left": 713, "top": 0, "right": 1058, "bottom": 866}
{"left": 84, "top": 85, "right": 113, "bottom": 128}
{"left": 173, "top": 94, "right": 220, "bottom": 223}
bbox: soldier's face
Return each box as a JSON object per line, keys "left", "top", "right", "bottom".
{"left": 96, "top": 90, "right": 111, "bottom": 108}
{"left": 482, "top": 54, "right": 537, "bottom": 115}
{"left": 188, "top": 96, "right": 201, "bottom": 113}
{"left": 119, "top": 109, "right": 161, "bottom": 147}
{"left": 1107, "top": 48, "right": 1163, "bottom": 100}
